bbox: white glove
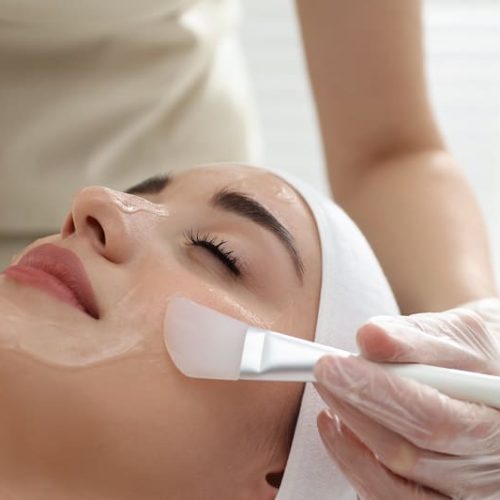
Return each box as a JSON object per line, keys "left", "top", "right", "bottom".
{"left": 314, "top": 297, "right": 500, "bottom": 499}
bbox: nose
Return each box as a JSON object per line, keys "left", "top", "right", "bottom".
{"left": 61, "top": 186, "right": 139, "bottom": 263}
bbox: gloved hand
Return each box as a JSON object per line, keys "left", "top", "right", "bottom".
{"left": 313, "top": 297, "right": 500, "bottom": 499}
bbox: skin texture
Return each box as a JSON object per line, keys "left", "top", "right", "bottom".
{"left": 0, "top": 164, "right": 321, "bottom": 500}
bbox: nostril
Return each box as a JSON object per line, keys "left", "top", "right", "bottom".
{"left": 86, "top": 216, "right": 106, "bottom": 246}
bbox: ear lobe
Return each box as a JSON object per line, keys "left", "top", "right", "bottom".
{"left": 266, "top": 471, "right": 284, "bottom": 489}
{"left": 250, "top": 470, "right": 283, "bottom": 500}
{"left": 248, "top": 470, "right": 283, "bottom": 500}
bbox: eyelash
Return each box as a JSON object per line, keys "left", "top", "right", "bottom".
{"left": 184, "top": 229, "right": 241, "bottom": 277}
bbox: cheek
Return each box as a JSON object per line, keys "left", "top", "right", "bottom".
{"left": 85, "top": 360, "right": 281, "bottom": 480}
{"left": 108, "top": 260, "right": 274, "bottom": 349}
{"left": 105, "top": 264, "right": 202, "bottom": 339}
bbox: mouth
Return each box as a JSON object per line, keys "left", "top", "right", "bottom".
{"left": 2, "top": 243, "right": 100, "bottom": 319}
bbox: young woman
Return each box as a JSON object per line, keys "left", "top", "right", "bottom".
{"left": 0, "top": 164, "right": 326, "bottom": 499}
{"left": 3, "top": 163, "right": 498, "bottom": 499}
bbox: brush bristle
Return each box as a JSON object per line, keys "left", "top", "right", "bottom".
{"left": 163, "top": 297, "right": 249, "bottom": 380}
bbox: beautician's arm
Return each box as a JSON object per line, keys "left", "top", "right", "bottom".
{"left": 296, "top": 0, "right": 497, "bottom": 314}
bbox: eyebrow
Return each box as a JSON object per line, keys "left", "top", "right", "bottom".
{"left": 211, "top": 188, "right": 304, "bottom": 282}
{"left": 125, "top": 174, "right": 171, "bottom": 195}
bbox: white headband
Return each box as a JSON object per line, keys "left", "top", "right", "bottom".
{"left": 274, "top": 171, "right": 400, "bottom": 499}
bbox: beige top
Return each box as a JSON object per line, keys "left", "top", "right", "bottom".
{"left": 0, "top": 0, "right": 260, "bottom": 234}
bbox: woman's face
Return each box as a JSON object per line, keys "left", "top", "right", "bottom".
{"left": 0, "top": 165, "right": 321, "bottom": 500}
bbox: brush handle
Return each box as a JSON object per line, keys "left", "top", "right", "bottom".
{"left": 240, "top": 329, "right": 500, "bottom": 408}
{"left": 383, "top": 362, "right": 500, "bottom": 409}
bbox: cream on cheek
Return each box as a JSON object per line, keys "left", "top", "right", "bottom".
{"left": 0, "top": 256, "right": 278, "bottom": 374}
{"left": 200, "top": 288, "right": 272, "bottom": 329}
{"left": 0, "top": 286, "right": 146, "bottom": 369}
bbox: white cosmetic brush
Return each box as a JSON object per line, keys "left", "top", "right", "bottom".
{"left": 164, "top": 297, "right": 500, "bottom": 409}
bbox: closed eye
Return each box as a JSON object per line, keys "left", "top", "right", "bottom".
{"left": 184, "top": 230, "right": 241, "bottom": 277}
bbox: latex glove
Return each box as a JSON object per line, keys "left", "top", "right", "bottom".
{"left": 314, "top": 297, "right": 500, "bottom": 499}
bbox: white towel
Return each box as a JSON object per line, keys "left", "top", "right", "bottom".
{"left": 274, "top": 172, "right": 400, "bottom": 499}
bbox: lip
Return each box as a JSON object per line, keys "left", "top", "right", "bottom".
{"left": 2, "top": 243, "right": 100, "bottom": 319}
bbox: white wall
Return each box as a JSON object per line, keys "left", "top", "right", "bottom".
{"left": 239, "top": 0, "right": 500, "bottom": 284}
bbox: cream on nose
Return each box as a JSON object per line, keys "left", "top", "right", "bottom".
{"left": 63, "top": 186, "right": 170, "bottom": 263}
{"left": 103, "top": 188, "right": 170, "bottom": 217}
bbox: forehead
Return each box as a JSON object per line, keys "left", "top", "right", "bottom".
{"left": 170, "top": 164, "right": 314, "bottom": 235}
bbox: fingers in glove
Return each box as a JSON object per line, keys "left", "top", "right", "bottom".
{"left": 460, "top": 297, "right": 500, "bottom": 339}
{"left": 314, "top": 355, "right": 500, "bottom": 455}
{"left": 317, "top": 390, "right": 495, "bottom": 498}
{"left": 316, "top": 386, "right": 420, "bottom": 477}
{"left": 317, "top": 410, "right": 448, "bottom": 500}
{"left": 357, "top": 313, "right": 500, "bottom": 374}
